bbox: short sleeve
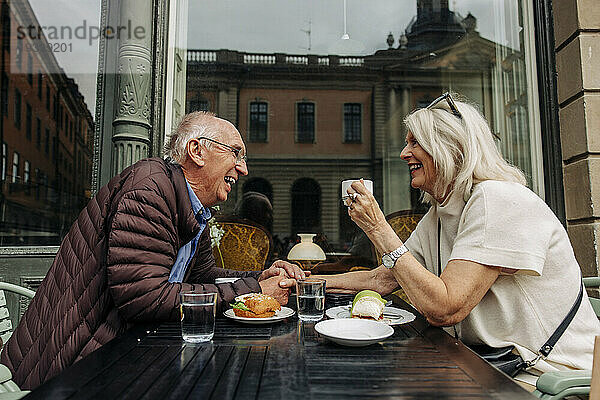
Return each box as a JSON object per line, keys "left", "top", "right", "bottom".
{"left": 449, "top": 182, "right": 551, "bottom": 276}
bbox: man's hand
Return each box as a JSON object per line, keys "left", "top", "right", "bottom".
{"left": 259, "top": 260, "right": 310, "bottom": 281}
{"left": 259, "top": 271, "right": 291, "bottom": 305}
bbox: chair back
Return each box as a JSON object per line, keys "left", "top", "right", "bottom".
{"left": 211, "top": 215, "right": 273, "bottom": 271}
{"left": 0, "top": 283, "right": 35, "bottom": 344}
{"left": 373, "top": 210, "right": 424, "bottom": 265}
{"left": 591, "top": 336, "right": 600, "bottom": 400}
{"left": 584, "top": 277, "right": 600, "bottom": 318}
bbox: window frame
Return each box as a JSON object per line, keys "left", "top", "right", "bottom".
{"left": 342, "top": 103, "right": 362, "bottom": 144}
{"left": 248, "top": 100, "right": 269, "bottom": 143}
{"left": 27, "top": 53, "right": 33, "bottom": 85}
{"left": 295, "top": 101, "right": 316, "bottom": 144}
{"left": 26, "top": 103, "right": 32, "bottom": 140}
{"left": 11, "top": 151, "right": 19, "bottom": 183}
{"left": 1, "top": 142, "right": 6, "bottom": 181}
{"left": 14, "top": 88, "right": 21, "bottom": 129}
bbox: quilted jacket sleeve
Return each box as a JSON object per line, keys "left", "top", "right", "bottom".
{"left": 106, "top": 188, "right": 262, "bottom": 321}
{"left": 106, "top": 188, "right": 188, "bottom": 321}
{"left": 185, "top": 228, "right": 263, "bottom": 303}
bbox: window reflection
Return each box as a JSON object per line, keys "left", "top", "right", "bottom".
{"left": 183, "top": 0, "right": 540, "bottom": 262}
{"left": 0, "top": 0, "right": 98, "bottom": 245}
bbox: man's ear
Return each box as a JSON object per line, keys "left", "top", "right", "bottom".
{"left": 186, "top": 139, "right": 205, "bottom": 167}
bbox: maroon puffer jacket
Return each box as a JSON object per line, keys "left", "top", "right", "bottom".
{"left": 0, "top": 158, "right": 262, "bottom": 389}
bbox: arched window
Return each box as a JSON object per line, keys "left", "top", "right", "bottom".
{"left": 242, "top": 178, "right": 273, "bottom": 204}
{"left": 291, "top": 178, "right": 320, "bottom": 234}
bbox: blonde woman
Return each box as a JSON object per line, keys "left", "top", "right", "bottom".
{"left": 322, "top": 93, "right": 600, "bottom": 385}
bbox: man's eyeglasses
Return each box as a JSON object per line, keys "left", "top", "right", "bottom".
{"left": 426, "top": 92, "right": 501, "bottom": 141}
{"left": 197, "top": 137, "right": 248, "bottom": 164}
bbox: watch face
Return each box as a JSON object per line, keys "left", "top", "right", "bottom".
{"left": 382, "top": 254, "right": 393, "bottom": 268}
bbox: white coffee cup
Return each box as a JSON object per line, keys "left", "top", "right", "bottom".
{"left": 341, "top": 179, "right": 373, "bottom": 206}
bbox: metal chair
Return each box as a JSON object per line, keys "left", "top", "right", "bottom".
{"left": 372, "top": 210, "right": 424, "bottom": 266}
{"left": 211, "top": 215, "right": 273, "bottom": 271}
{"left": 0, "top": 283, "right": 35, "bottom": 400}
{"left": 0, "top": 283, "right": 35, "bottom": 344}
{"left": 532, "top": 277, "right": 600, "bottom": 399}
{"left": 370, "top": 211, "right": 423, "bottom": 303}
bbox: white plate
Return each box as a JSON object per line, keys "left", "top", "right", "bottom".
{"left": 325, "top": 305, "right": 416, "bottom": 325}
{"left": 224, "top": 306, "right": 295, "bottom": 324}
{"left": 315, "top": 319, "right": 394, "bottom": 347}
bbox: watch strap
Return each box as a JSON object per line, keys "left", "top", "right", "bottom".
{"left": 383, "top": 244, "right": 409, "bottom": 268}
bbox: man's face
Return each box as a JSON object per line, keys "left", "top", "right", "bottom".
{"left": 195, "top": 121, "right": 248, "bottom": 207}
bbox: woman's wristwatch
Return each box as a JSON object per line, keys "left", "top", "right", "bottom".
{"left": 381, "top": 245, "right": 409, "bottom": 268}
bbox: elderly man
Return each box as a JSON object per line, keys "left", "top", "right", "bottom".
{"left": 1, "top": 112, "right": 305, "bottom": 389}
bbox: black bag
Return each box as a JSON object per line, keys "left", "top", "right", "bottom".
{"left": 436, "top": 218, "right": 584, "bottom": 378}
{"left": 468, "top": 345, "right": 525, "bottom": 378}
{"left": 465, "top": 281, "right": 584, "bottom": 378}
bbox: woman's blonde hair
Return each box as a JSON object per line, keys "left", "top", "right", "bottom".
{"left": 404, "top": 94, "right": 526, "bottom": 205}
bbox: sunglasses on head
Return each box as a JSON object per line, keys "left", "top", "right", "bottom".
{"left": 425, "top": 92, "right": 501, "bottom": 141}
{"left": 426, "top": 92, "right": 462, "bottom": 119}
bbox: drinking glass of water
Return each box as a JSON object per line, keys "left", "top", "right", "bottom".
{"left": 296, "top": 279, "right": 326, "bottom": 321}
{"left": 180, "top": 292, "right": 217, "bottom": 343}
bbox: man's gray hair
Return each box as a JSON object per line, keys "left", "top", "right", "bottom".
{"left": 404, "top": 95, "right": 526, "bottom": 205}
{"left": 165, "top": 111, "right": 221, "bottom": 164}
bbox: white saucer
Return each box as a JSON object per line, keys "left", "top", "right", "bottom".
{"left": 315, "top": 319, "right": 394, "bottom": 347}
{"left": 224, "top": 306, "right": 295, "bottom": 324}
{"left": 325, "top": 305, "right": 416, "bottom": 325}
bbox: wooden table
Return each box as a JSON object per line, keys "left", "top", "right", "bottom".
{"left": 24, "top": 294, "right": 535, "bottom": 399}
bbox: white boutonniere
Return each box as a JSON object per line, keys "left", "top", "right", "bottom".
{"left": 207, "top": 207, "right": 225, "bottom": 267}
{"left": 209, "top": 221, "right": 225, "bottom": 248}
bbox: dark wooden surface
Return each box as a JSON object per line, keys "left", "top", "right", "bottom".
{"left": 24, "top": 294, "right": 535, "bottom": 399}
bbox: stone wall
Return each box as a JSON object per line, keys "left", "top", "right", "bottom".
{"left": 554, "top": 0, "right": 600, "bottom": 276}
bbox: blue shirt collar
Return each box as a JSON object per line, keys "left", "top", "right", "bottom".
{"left": 185, "top": 180, "right": 212, "bottom": 223}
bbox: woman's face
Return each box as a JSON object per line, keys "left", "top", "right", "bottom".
{"left": 400, "top": 131, "right": 437, "bottom": 196}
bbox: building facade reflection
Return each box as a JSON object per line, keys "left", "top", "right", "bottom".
{"left": 185, "top": 0, "right": 532, "bottom": 251}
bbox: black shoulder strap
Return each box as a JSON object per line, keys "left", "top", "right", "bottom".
{"left": 538, "top": 280, "right": 584, "bottom": 357}
{"left": 437, "top": 218, "right": 441, "bottom": 277}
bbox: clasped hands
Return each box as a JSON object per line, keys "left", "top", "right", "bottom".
{"left": 258, "top": 260, "right": 310, "bottom": 305}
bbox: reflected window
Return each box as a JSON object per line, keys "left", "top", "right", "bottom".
{"left": 36, "top": 118, "right": 41, "bottom": 149}
{"left": 296, "top": 102, "right": 315, "bottom": 143}
{"left": 181, "top": 0, "right": 544, "bottom": 257}
{"left": 188, "top": 94, "right": 210, "bottom": 112}
{"left": 37, "top": 74, "right": 42, "bottom": 99}
{"left": 292, "top": 178, "right": 321, "bottom": 233}
{"left": 12, "top": 152, "right": 19, "bottom": 183}
{"left": 34, "top": 168, "right": 40, "bottom": 200}
{"left": 249, "top": 101, "right": 268, "bottom": 142}
{"left": 24, "top": 161, "right": 30, "bottom": 193}
{"left": 45, "top": 84, "right": 50, "bottom": 111}
{"left": 1, "top": 142, "right": 6, "bottom": 181}
{"left": 243, "top": 178, "right": 273, "bottom": 203}
{"left": 14, "top": 88, "right": 21, "bottom": 129}
{"left": 343, "top": 103, "right": 361, "bottom": 143}
{"left": 1, "top": 0, "right": 98, "bottom": 246}
{"left": 16, "top": 35, "right": 22, "bottom": 68}
{"left": 1, "top": 73, "right": 7, "bottom": 116}
{"left": 26, "top": 103, "right": 32, "bottom": 140}
{"left": 27, "top": 54, "right": 33, "bottom": 85}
